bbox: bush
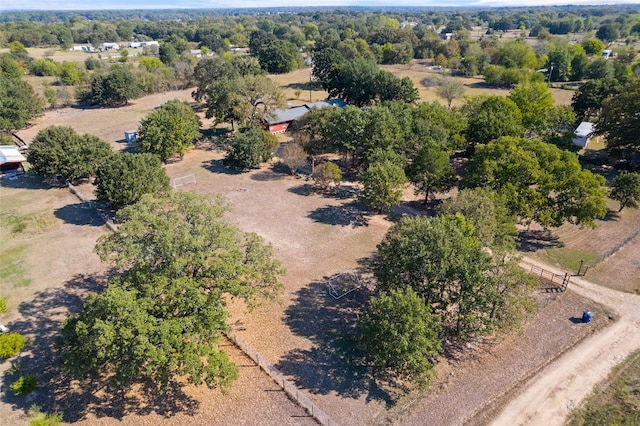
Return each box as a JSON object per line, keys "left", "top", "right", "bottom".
{"left": 11, "top": 374, "right": 37, "bottom": 396}
{"left": 313, "top": 161, "right": 342, "bottom": 189}
{"left": 0, "top": 332, "right": 27, "bottom": 358}
{"left": 29, "top": 405, "right": 63, "bottom": 426}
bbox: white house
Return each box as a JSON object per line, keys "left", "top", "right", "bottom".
{"left": 99, "top": 42, "right": 120, "bottom": 51}
{"left": 573, "top": 122, "right": 595, "bottom": 148}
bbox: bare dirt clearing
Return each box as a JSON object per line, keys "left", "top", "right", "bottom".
{"left": 14, "top": 89, "right": 200, "bottom": 151}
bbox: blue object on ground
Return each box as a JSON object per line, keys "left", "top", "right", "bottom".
{"left": 582, "top": 310, "right": 593, "bottom": 323}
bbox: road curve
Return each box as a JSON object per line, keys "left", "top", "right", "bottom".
{"left": 491, "top": 257, "right": 640, "bottom": 426}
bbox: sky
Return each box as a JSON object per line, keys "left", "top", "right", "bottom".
{"left": 1, "top": 0, "right": 639, "bottom": 11}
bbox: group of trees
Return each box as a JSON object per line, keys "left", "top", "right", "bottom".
{"left": 26, "top": 98, "right": 203, "bottom": 208}
{"left": 192, "top": 56, "right": 285, "bottom": 130}
{"left": 360, "top": 200, "right": 537, "bottom": 385}
{"left": 0, "top": 55, "right": 43, "bottom": 133}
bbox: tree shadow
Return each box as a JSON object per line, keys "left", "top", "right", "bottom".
{"left": 288, "top": 184, "right": 314, "bottom": 196}
{"left": 517, "top": 229, "right": 564, "bottom": 252}
{"left": 308, "top": 201, "right": 369, "bottom": 227}
{"left": 201, "top": 159, "right": 240, "bottom": 175}
{"left": 603, "top": 208, "right": 620, "bottom": 222}
{"left": 53, "top": 202, "right": 105, "bottom": 227}
{"left": 276, "top": 280, "right": 395, "bottom": 406}
{"left": 0, "top": 172, "right": 62, "bottom": 191}
{"left": 250, "top": 170, "right": 284, "bottom": 182}
{"left": 0, "top": 273, "right": 199, "bottom": 422}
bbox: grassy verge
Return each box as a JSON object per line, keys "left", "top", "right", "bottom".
{"left": 568, "top": 349, "right": 640, "bottom": 426}
{"left": 535, "top": 247, "right": 600, "bottom": 273}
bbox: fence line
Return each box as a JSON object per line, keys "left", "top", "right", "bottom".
{"left": 66, "top": 182, "right": 336, "bottom": 425}
{"left": 225, "top": 330, "right": 338, "bottom": 426}
{"left": 528, "top": 265, "right": 570, "bottom": 292}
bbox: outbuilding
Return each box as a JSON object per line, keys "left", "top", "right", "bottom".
{"left": 573, "top": 122, "right": 595, "bottom": 148}
{"left": 0, "top": 145, "right": 26, "bottom": 175}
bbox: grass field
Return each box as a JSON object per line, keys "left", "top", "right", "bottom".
{"left": 568, "top": 349, "right": 640, "bottom": 426}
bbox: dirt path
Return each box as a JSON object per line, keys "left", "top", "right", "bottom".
{"left": 491, "top": 257, "right": 640, "bottom": 425}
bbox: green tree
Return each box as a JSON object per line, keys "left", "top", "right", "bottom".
{"left": 438, "top": 188, "right": 517, "bottom": 253}
{"left": 596, "top": 24, "right": 619, "bottom": 43}
{"left": 257, "top": 40, "right": 300, "bottom": 74}
{"left": 137, "top": 100, "right": 201, "bottom": 162}
{"left": 595, "top": 78, "right": 640, "bottom": 159}
{"left": 360, "top": 159, "right": 407, "bottom": 212}
{"left": 60, "top": 192, "right": 284, "bottom": 391}
{"left": 508, "top": 81, "right": 555, "bottom": 136}
{"left": 610, "top": 172, "right": 640, "bottom": 212}
{"left": 0, "top": 56, "right": 44, "bottom": 132}
{"left": 202, "top": 78, "right": 250, "bottom": 131}
{"left": 313, "top": 161, "right": 342, "bottom": 189}
{"left": 358, "top": 288, "right": 441, "bottom": 388}
{"left": 58, "top": 62, "right": 85, "bottom": 86}
{"left": 435, "top": 78, "right": 465, "bottom": 110}
{"left": 192, "top": 56, "right": 237, "bottom": 103}
{"left": 27, "top": 126, "right": 113, "bottom": 182}
{"left": 374, "top": 214, "right": 533, "bottom": 339}
{"left": 89, "top": 64, "right": 141, "bottom": 107}
{"left": 406, "top": 142, "right": 456, "bottom": 204}
{"left": 224, "top": 127, "right": 272, "bottom": 170}
{"left": 462, "top": 137, "right": 607, "bottom": 227}
{"left": 571, "top": 78, "right": 622, "bottom": 120}
{"left": 464, "top": 95, "right": 523, "bottom": 147}
{"left": 94, "top": 153, "right": 170, "bottom": 209}
{"left": 582, "top": 38, "right": 605, "bottom": 56}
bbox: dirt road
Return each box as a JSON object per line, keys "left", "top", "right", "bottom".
{"left": 491, "top": 257, "right": 640, "bottom": 425}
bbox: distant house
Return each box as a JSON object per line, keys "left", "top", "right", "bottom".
{"left": 99, "top": 42, "right": 120, "bottom": 51}
{"left": 265, "top": 99, "right": 346, "bottom": 134}
{"left": 602, "top": 49, "right": 613, "bottom": 60}
{"left": 0, "top": 146, "right": 26, "bottom": 175}
{"left": 190, "top": 49, "right": 202, "bottom": 58}
{"left": 573, "top": 122, "right": 595, "bottom": 148}
{"left": 70, "top": 45, "right": 96, "bottom": 52}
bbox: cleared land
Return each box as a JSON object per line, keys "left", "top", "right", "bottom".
{"left": 1, "top": 66, "right": 637, "bottom": 425}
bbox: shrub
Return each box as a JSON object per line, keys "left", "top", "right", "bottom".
{"left": 0, "top": 332, "right": 27, "bottom": 358}
{"left": 11, "top": 374, "right": 37, "bottom": 396}
{"left": 29, "top": 405, "right": 63, "bottom": 426}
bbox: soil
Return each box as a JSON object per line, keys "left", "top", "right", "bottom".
{"left": 2, "top": 83, "right": 638, "bottom": 425}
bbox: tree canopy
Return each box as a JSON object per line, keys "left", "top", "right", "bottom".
{"left": 27, "top": 126, "right": 113, "bottom": 182}
{"left": 360, "top": 157, "right": 407, "bottom": 212}
{"left": 137, "top": 100, "right": 201, "bottom": 162}
{"left": 405, "top": 142, "right": 456, "bottom": 204}
{"left": 224, "top": 127, "right": 273, "bottom": 171}
{"left": 374, "top": 214, "right": 535, "bottom": 339}
{"left": 610, "top": 172, "right": 640, "bottom": 212}
{"left": 94, "top": 153, "right": 170, "bottom": 209}
{"left": 464, "top": 95, "right": 524, "bottom": 147}
{"left": 462, "top": 137, "right": 607, "bottom": 227}
{"left": 0, "top": 55, "right": 44, "bottom": 132}
{"left": 60, "top": 192, "right": 284, "bottom": 391}
{"left": 595, "top": 78, "right": 640, "bottom": 159}
{"left": 89, "top": 64, "right": 141, "bottom": 107}
{"left": 358, "top": 287, "right": 441, "bottom": 388}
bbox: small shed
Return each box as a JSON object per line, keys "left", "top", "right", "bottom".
{"left": 573, "top": 122, "right": 595, "bottom": 148}
{"left": 0, "top": 145, "right": 26, "bottom": 174}
{"left": 124, "top": 131, "right": 138, "bottom": 143}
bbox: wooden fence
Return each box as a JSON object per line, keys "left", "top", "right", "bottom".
{"left": 529, "top": 265, "right": 570, "bottom": 292}
{"left": 226, "top": 330, "right": 338, "bottom": 426}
